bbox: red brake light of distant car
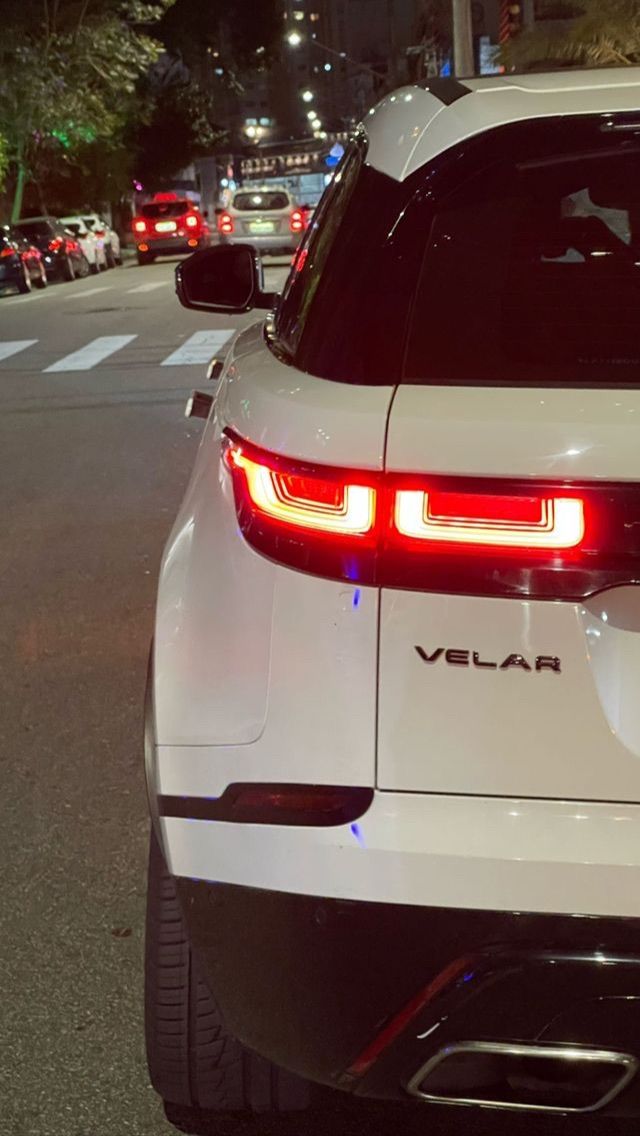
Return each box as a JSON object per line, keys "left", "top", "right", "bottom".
{"left": 217, "top": 212, "right": 234, "bottom": 235}
{"left": 48, "top": 237, "right": 64, "bottom": 251}
{"left": 133, "top": 219, "right": 147, "bottom": 233}
{"left": 394, "top": 489, "right": 585, "bottom": 550}
{"left": 0, "top": 248, "right": 16, "bottom": 258}
{"left": 94, "top": 229, "right": 105, "bottom": 237}
{"left": 290, "top": 209, "right": 305, "bottom": 233}
{"left": 225, "top": 437, "right": 376, "bottom": 538}
{"left": 153, "top": 192, "right": 178, "bottom": 202}
{"left": 185, "top": 213, "right": 199, "bottom": 229}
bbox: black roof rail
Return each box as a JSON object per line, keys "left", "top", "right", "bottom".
{"left": 417, "top": 78, "right": 471, "bottom": 106}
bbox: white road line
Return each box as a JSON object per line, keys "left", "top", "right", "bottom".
{"left": 127, "top": 281, "right": 168, "bottom": 294}
{"left": 161, "top": 330, "right": 234, "bottom": 367}
{"left": 62, "top": 286, "right": 111, "bottom": 300}
{"left": 0, "top": 339, "right": 37, "bottom": 362}
{"left": 44, "top": 335, "right": 137, "bottom": 373}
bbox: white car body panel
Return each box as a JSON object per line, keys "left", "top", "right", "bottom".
{"left": 386, "top": 385, "right": 640, "bottom": 481}
{"left": 161, "top": 792, "right": 640, "bottom": 918}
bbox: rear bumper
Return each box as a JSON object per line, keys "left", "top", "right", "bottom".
{"left": 137, "top": 236, "right": 208, "bottom": 256}
{"left": 176, "top": 880, "right": 640, "bottom": 1112}
{"left": 219, "top": 233, "right": 298, "bottom": 253}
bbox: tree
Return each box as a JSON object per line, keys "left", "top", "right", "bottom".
{"left": 502, "top": 0, "right": 640, "bottom": 70}
{"left": 0, "top": 0, "right": 174, "bottom": 219}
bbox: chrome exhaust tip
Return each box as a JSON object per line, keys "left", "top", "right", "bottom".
{"left": 406, "top": 1041, "right": 637, "bottom": 1113}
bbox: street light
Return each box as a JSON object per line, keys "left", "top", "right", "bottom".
{"left": 286, "top": 30, "right": 383, "bottom": 82}
{"left": 286, "top": 31, "right": 303, "bottom": 47}
{"left": 301, "top": 89, "right": 314, "bottom": 102}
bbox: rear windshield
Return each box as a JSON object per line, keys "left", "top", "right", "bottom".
{"left": 83, "top": 218, "right": 96, "bottom": 229}
{"left": 62, "top": 222, "right": 83, "bottom": 235}
{"left": 405, "top": 143, "right": 640, "bottom": 386}
{"left": 271, "top": 115, "right": 640, "bottom": 386}
{"left": 233, "top": 191, "right": 289, "bottom": 211}
{"left": 15, "top": 221, "right": 52, "bottom": 238}
{"left": 141, "top": 202, "right": 188, "bottom": 219}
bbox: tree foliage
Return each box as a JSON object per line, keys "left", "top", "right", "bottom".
{"left": 0, "top": 0, "right": 173, "bottom": 218}
{"left": 503, "top": 0, "right": 640, "bottom": 70}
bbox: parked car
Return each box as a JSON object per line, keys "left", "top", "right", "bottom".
{"left": 216, "top": 185, "right": 307, "bottom": 254}
{"left": 59, "top": 215, "right": 107, "bottom": 275}
{"left": 14, "top": 217, "right": 88, "bottom": 281}
{"left": 0, "top": 225, "right": 48, "bottom": 294}
{"left": 131, "top": 193, "right": 209, "bottom": 265}
{"left": 145, "top": 68, "right": 640, "bottom": 1124}
{"left": 81, "top": 211, "right": 122, "bottom": 267}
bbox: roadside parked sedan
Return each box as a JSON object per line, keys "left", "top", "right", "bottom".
{"left": 60, "top": 216, "right": 107, "bottom": 275}
{"left": 0, "top": 225, "right": 47, "bottom": 293}
{"left": 14, "top": 216, "right": 89, "bottom": 281}
{"left": 81, "top": 211, "right": 122, "bottom": 267}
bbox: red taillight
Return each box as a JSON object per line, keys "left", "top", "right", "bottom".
{"left": 290, "top": 209, "right": 305, "bottom": 233}
{"left": 0, "top": 248, "right": 16, "bottom": 258}
{"left": 226, "top": 440, "right": 376, "bottom": 538}
{"left": 394, "top": 489, "right": 585, "bottom": 550}
{"left": 217, "top": 211, "right": 234, "bottom": 234}
{"left": 94, "top": 229, "right": 105, "bottom": 237}
{"left": 48, "top": 237, "right": 64, "bottom": 251}
{"left": 220, "top": 432, "right": 640, "bottom": 601}
{"left": 133, "top": 219, "right": 147, "bottom": 233}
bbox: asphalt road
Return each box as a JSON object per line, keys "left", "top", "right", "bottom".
{"left": 0, "top": 257, "right": 634, "bottom": 1136}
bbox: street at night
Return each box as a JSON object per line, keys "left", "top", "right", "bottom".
{"left": 4, "top": 0, "right": 640, "bottom": 1132}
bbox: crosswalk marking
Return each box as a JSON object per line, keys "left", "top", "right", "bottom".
{"left": 44, "top": 335, "right": 137, "bottom": 373}
{"left": 161, "top": 330, "right": 234, "bottom": 367}
{"left": 127, "top": 282, "right": 167, "bottom": 294}
{"left": 63, "top": 286, "right": 110, "bottom": 300}
{"left": 0, "top": 339, "right": 37, "bottom": 362}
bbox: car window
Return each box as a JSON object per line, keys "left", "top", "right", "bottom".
{"left": 83, "top": 218, "right": 96, "bottom": 229}
{"left": 405, "top": 122, "right": 640, "bottom": 387}
{"left": 15, "top": 221, "right": 52, "bottom": 238}
{"left": 141, "top": 202, "right": 189, "bottom": 219}
{"left": 233, "top": 191, "right": 290, "bottom": 211}
{"left": 62, "top": 222, "right": 85, "bottom": 235}
{"left": 271, "top": 135, "right": 419, "bottom": 383}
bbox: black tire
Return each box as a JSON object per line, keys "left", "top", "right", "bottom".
{"left": 105, "top": 245, "right": 116, "bottom": 269}
{"left": 137, "top": 251, "right": 153, "bottom": 266}
{"left": 17, "top": 265, "right": 32, "bottom": 294}
{"left": 90, "top": 258, "right": 100, "bottom": 275}
{"left": 34, "top": 265, "right": 47, "bottom": 289}
{"left": 61, "top": 255, "right": 75, "bottom": 282}
{"left": 145, "top": 828, "right": 310, "bottom": 1114}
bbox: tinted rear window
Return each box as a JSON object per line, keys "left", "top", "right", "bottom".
{"left": 62, "top": 222, "right": 83, "bottom": 235}
{"left": 141, "top": 202, "right": 188, "bottom": 219}
{"left": 405, "top": 146, "right": 640, "bottom": 386}
{"left": 233, "top": 191, "right": 289, "bottom": 211}
{"left": 270, "top": 115, "right": 640, "bottom": 386}
{"left": 15, "top": 221, "right": 52, "bottom": 237}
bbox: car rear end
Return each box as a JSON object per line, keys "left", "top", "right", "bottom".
{"left": 132, "top": 196, "right": 209, "bottom": 259}
{"left": 149, "top": 74, "right": 640, "bottom": 1119}
{"left": 218, "top": 188, "right": 305, "bottom": 254}
{"left": 0, "top": 228, "right": 25, "bottom": 291}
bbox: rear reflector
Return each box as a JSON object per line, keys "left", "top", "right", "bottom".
{"left": 159, "top": 783, "right": 374, "bottom": 826}
{"left": 395, "top": 490, "right": 584, "bottom": 549}
{"left": 222, "top": 430, "right": 640, "bottom": 601}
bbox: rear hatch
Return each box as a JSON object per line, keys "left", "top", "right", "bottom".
{"left": 378, "top": 121, "right": 640, "bottom": 803}
{"left": 231, "top": 189, "right": 293, "bottom": 237}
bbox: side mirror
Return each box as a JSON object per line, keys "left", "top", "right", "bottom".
{"left": 175, "top": 244, "right": 276, "bottom": 314}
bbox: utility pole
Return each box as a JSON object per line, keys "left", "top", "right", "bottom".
{"left": 452, "top": 0, "right": 474, "bottom": 77}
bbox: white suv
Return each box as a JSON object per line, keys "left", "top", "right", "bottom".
{"left": 145, "top": 69, "right": 640, "bottom": 1123}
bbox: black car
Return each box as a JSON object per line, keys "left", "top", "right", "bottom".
{"left": 14, "top": 216, "right": 89, "bottom": 282}
{"left": 0, "top": 226, "right": 48, "bottom": 293}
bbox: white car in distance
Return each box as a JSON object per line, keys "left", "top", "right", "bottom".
{"left": 81, "top": 212, "right": 122, "bottom": 268}
{"left": 59, "top": 216, "right": 107, "bottom": 274}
